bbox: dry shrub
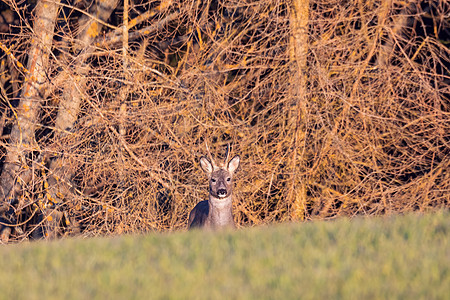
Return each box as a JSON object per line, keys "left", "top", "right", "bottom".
{"left": 0, "top": 0, "right": 448, "bottom": 240}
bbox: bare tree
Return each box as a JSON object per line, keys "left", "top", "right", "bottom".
{"left": 289, "top": 0, "right": 309, "bottom": 220}
{"left": 0, "top": 0, "right": 61, "bottom": 242}
{"left": 43, "top": 0, "right": 120, "bottom": 238}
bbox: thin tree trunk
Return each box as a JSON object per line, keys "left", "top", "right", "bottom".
{"left": 377, "top": 1, "right": 414, "bottom": 67}
{"left": 54, "top": 0, "right": 120, "bottom": 133}
{"left": 116, "top": 0, "right": 130, "bottom": 210}
{"left": 0, "top": 0, "right": 61, "bottom": 242}
{"left": 44, "top": 0, "right": 119, "bottom": 238}
{"left": 288, "top": 0, "right": 309, "bottom": 221}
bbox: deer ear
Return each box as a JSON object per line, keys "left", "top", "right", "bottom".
{"left": 200, "top": 157, "right": 213, "bottom": 174}
{"left": 227, "top": 155, "right": 240, "bottom": 174}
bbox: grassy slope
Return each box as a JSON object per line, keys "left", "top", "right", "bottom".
{"left": 0, "top": 212, "right": 449, "bottom": 300}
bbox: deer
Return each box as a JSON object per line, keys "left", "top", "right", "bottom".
{"left": 188, "top": 146, "right": 240, "bottom": 230}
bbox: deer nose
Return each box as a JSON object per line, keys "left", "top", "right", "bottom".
{"left": 217, "top": 189, "right": 227, "bottom": 197}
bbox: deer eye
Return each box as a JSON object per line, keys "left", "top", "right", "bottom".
{"left": 226, "top": 177, "right": 231, "bottom": 182}
{"left": 211, "top": 178, "right": 216, "bottom": 183}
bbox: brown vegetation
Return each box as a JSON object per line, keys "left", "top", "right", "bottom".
{"left": 0, "top": 0, "right": 448, "bottom": 241}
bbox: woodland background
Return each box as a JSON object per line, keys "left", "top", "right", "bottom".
{"left": 0, "top": 0, "right": 448, "bottom": 242}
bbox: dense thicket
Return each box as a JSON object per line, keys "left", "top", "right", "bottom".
{"left": 0, "top": 0, "right": 448, "bottom": 241}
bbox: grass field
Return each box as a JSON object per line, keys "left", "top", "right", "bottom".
{"left": 0, "top": 211, "right": 448, "bottom": 299}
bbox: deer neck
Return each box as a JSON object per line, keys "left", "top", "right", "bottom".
{"left": 208, "top": 195, "right": 234, "bottom": 227}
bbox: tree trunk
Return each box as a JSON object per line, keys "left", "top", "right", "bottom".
{"left": 288, "top": 0, "right": 309, "bottom": 221}
{"left": 377, "top": 1, "right": 414, "bottom": 67}
{"left": 44, "top": 0, "right": 119, "bottom": 238}
{"left": 0, "top": 0, "right": 61, "bottom": 242}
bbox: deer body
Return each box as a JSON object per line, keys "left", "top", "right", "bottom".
{"left": 188, "top": 152, "right": 240, "bottom": 230}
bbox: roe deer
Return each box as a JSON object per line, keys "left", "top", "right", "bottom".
{"left": 188, "top": 147, "right": 240, "bottom": 229}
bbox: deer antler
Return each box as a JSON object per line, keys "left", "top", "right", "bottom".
{"left": 205, "top": 142, "right": 218, "bottom": 169}
{"left": 224, "top": 143, "right": 231, "bottom": 164}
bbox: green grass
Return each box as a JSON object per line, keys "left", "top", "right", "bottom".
{"left": 0, "top": 212, "right": 449, "bottom": 300}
